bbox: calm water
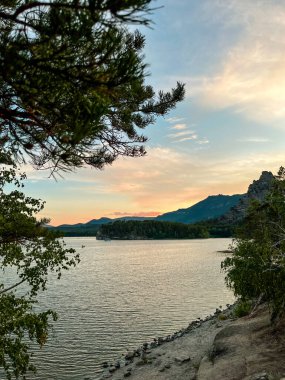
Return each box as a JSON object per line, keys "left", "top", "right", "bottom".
{"left": 2, "top": 238, "right": 235, "bottom": 380}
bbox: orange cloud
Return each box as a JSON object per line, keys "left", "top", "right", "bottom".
{"left": 111, "top": 211, "right": 159, "bottom": 217}
{"left": 36, "top": 146, "right": 285, "bottom": 225}
{"left": 183, "top": 1, "right": 285, "bottom": 124}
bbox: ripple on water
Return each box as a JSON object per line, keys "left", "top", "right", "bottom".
{"left": 2, "top": 238, "right": 235, "bottom": 380}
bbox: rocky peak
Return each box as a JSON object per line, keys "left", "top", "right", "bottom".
{"left": 220, "top": 171, "right": 275, "bottom": 223}
{"left": 247, "top": 171, "right": 275, "bottom": 201}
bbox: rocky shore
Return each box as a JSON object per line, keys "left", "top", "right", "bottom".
{"left": 99, "top": 303, "right": 285, "bottom": 380}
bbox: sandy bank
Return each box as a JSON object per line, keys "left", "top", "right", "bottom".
{"left": 99, "top": 304, "right": 285, "bottom": 380}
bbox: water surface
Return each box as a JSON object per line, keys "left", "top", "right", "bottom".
{"left": 4, "top": 238, "right": 235, "bottom": 379}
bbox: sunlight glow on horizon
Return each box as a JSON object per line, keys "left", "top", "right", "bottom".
{"left": 26, "top": 0, "right": 285, "bottom": 226}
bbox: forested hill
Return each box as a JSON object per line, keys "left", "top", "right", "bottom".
{"left": 96, "top": 220, "right": 210, "bottom": 240}
{"left": 156, "top": 194, "right": 242, "bottom": 223}
{"left": 50, "top": 171, "right": 275, "bottom": 237}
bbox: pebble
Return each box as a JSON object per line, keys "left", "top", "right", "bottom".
{"left": 175, "top": 355, "right": 191, "bottom": 363}
{"left": 154, "top": 359, "right": 162, "bottom": 367}
{"left": 115, "top": 361, "right": 121, "bottom": 369}
{"left": 125, "top": 351, "right": 134, "bottom": 360}
{"left": 250, "top": 372, "right": 269, "bottom": 380}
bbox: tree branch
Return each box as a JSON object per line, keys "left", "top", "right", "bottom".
{"left": 0, "top": 278, "right": 26, "bottom": 295}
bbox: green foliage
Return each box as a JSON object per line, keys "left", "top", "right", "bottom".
{"left": 97, "top": 220, "right": 210, "bottom": 240}
{"left": 0, "top": 0, "right": 184, "bottom": 173}
{"left": 50, "top": 224, "right": 101, "bottom": 237}
{"left": 233, "top": 300, "right": 252, "bottom": 318}
{"left": 202, "top": 220, "right": 238, "bottom": 238}
{"left": 222, "top": 167, "right": 285, "bottom": 321}
{"left": 0, "top": 167, "right": 80, "bottom": 379}
{"left": 50, "top": 218, "right": 237, "bottom": 238}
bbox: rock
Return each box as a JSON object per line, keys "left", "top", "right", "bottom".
{"left": 157, "top": 337, "right": 164, "bottom": 345}
{"left": 125, "top": 351, "right": 134, "bottom": 360}
{"left": 158, "top": 366, "right": 165, "bottom": 372}
{"left": 164, "top": 363, "right": 171, "bottom": 369}
{"left": 136, "top": 359, "right": 146, "bottom": 366}
{"left": 250, "top": 372, "right": 269, "bottom": 380}
{"left": 115, "top": 361, "right": 121, "bottom": 369}
{"left": 175, "top": 355, "right": 191, "bottom": 363}
{"left": 220, "top": 171, "right": 274, "bottom": 224}
{"left": 102, "top": 362, "right": 109, "bottom": 368}
{"left": 154, "top": 359, "right": 162, "bottom": 367}
{"left": 133, "top": 349, "right": 140, "bottom": 357}
{"left": 123, "top": 372, "right": 131, "bottom": 378}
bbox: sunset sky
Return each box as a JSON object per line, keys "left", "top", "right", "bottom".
{"left": 24, "top": 0, "right": 285, "bottom": 226}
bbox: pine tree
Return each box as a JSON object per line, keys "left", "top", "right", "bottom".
{"left": 0, "top": 0, "right": 185, "bottom": 173}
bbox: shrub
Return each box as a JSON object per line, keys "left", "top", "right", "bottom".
{"left": 222, "top": 167, "right": 285, "bottom": 322}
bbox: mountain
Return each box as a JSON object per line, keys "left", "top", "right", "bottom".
{"left": 219, "top": 171, "right": 275, "bottom": 224}
{"left": 56, "top": 216, "right": 154, "bottom": 228}
{"left": 156, "top": 194, "right": 243, "bottom": 224}
{"left": 86, "top": 217, "right": 113, "bottom": 225}
{"left": 157, "top": 171, "right": 275, "bottom": 225}
{"left": 50, "top": 170, "right": 275, "bottom": 236}
{"left": 51, "top": 216, "right": 155, "bottom": 236}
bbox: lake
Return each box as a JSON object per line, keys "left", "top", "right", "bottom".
{"left": 3, "top": 238, "right": 235, "bottom": 380}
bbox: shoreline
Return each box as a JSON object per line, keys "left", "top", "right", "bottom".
{"left": 99, "top": 303, "right": 237, "bottom": 380}
{"left": 99, "top": 302, "right": 285, "bottom": 380}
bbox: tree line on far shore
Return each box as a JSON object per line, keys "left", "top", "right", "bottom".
{"left": 95, "top": 219, "right": 235, "bottom": 240}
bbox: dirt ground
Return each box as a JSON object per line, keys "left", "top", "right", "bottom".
{"left": 99, "top": 304, "right": 285, "bottom": 380}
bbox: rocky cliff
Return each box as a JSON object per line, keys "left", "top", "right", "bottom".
{"left": 219, "top": 171, "right": 275, "bottom": 224}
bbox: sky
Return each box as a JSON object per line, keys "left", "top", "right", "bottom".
{"left": 24, "top": 0, "right": 285, "bottom": 226}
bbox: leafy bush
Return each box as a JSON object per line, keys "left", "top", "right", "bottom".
{"left": 233, "top": 300, "right": 252, "bottom": 318}
{"left": 222, "top": 167, "right": 285, "bottom": 322}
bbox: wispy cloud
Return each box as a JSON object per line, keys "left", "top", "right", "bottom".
{"left": 170, "top": 123, "right": 187, "bottom": 130}
{"left": 38, "top": 145, "right": 285, "bottom": 224}
{"left": 167, "top": 123, "right": 201, "bottom": 143}
{"left": 238, "top": 137, "right": 270, "bottom": 143}
{"left": 75, "top": 147, "right": 284, "bottom": 212}
{"left": 178, "top": 136, "right": 198, "bottom": 142}
{"left": 111, "top": 211, "right": 159, "bottom": 217}
{"left": 166, "top": 117, "right": 186, "bottom": 123}
{"left": 168, "top": 130, "right": 196, "bottom": 138}
{"left": 186, "top": 1, "right": 285, "bottom": 124}
{"left": 197, "top": 139, "right": 209, "bottom": 145}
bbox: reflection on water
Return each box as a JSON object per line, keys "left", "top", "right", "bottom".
{"left": 3, "top": 238, "right": 235, "bottom": 380}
